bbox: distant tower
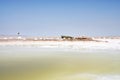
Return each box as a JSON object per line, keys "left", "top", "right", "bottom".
{"left": 17, "top": 32, "right": 22, "bottom": 39}
{"left": 17, "top": 32, "right": 20, "bottom": 36}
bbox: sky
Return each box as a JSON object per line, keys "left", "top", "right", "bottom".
{"left": 0, "top": 0, "right": 120, "bottom": 36}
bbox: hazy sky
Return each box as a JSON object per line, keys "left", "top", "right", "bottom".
{"left": 0, "top": 0, "right": 120, "bottom": 36}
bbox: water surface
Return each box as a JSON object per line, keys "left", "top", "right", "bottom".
{"left": 0, "top": 46, "right": 120, "bottom": 80}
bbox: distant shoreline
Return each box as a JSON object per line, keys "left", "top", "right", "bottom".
{"left": 0, "top": 36, "right": 120, "bottom": 50}
{"left": 0, "top": 35, "right": 120, "bottom": 42}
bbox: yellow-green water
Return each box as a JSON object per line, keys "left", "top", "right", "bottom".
{"left": 0, "top": 46, "right": 120, "bottom": 80}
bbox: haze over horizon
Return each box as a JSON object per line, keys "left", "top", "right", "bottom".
{"left": 0, "top": 0, "right": 120, "bottom": 36}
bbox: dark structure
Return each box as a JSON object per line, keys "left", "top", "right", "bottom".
{"left": 17, "top": 32, "right": 20, "bottom": 36}
{"left": 61, "top": 35, "right": 74, "bottom": 40}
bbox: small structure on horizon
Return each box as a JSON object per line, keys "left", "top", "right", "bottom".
{"left": 17, "top": 32, "right": 20, "bottom": 36}
{"left": 61, "top": 35, "right": 74, "bottom": 40}
{"left": 17, "top": 32, "right": 22, "bottom": 39}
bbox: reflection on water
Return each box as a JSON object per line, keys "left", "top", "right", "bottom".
{"left": 0, "top": 46, "right": 120, "bottom": 80}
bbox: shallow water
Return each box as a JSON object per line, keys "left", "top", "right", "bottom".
{"left": 0, "top": 46, "right": 120, "bottom": 80}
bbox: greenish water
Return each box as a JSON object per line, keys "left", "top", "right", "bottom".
{"left": 0, "top": 46, "right": 120, "bottom": 80}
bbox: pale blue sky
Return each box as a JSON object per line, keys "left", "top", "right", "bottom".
{"left": 0, "top": 0, "right": 120, "bottom": 36}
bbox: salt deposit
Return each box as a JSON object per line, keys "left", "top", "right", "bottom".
{"left": 0, "top": 39, "right": 120, "bottom": 50}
